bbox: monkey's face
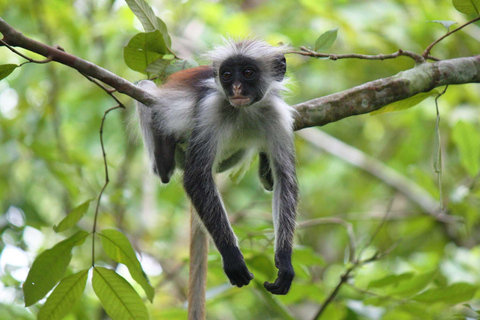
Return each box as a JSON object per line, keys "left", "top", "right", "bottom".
{"left": 218, "top": 56, "right": 263, "bottom": 107}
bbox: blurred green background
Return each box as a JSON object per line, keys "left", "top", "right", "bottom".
{"left": 1, "top": 0, "right": 480, "bottom": 319}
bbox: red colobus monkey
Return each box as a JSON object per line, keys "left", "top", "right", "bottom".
{"left": 137, "top": 39, "right": 298, "bottom": 295}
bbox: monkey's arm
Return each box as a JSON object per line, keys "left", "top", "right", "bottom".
{"left": 264, "top": 134, "right": 298, "bottom": 295}
{"left": 183, "top": 129, "right": 254, "bottom": 287}
{"left": 258, "top": 152, "right": 274, "bottom": 191}
{"left": 152, "top": 129, "right": 176, "bottom": 183}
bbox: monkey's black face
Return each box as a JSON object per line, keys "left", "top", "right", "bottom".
{"left": 218, "top": 56, "right": 264, "bottom": 107}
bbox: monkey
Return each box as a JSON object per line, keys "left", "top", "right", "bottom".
{"left": 136, "top": 39, "right": 298, "bottom": 295}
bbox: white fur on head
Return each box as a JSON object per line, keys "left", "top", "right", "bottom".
{"left": 206, "top": 38, "right": 290, "bottom": 78}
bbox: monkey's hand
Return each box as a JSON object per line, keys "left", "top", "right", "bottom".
{"left": 264, "top": 255, "right": 295, "bottom": 295}
{"left": 221, "top": 246, "right": 254, "bottom": 287}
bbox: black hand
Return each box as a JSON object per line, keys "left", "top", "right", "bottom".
{"left": 221, "top": 246, "right": 254, "bottom": 287}
{"left": 263, "top": 266, "right": 294, "bottom": 295}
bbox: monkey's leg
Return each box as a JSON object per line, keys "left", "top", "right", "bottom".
{"left": 264, "top": 140, "right": 298, "bottom": 295}
{"left": 183, "top": 132, "right": 253, "bottom": 287}
{"left": 152, "top": 131, "right": 176, "bottom": 184}
{"left": 258, "top": 152, "right": 274, "bottom": 191}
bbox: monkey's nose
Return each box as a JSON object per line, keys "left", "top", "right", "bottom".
{"left": 232, "top": 82, "right": 242, "bottom": 95}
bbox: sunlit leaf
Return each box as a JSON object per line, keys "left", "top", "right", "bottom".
{"left": 125, "top": 0, "right": 172, "bottom": 49}
{"left": 0, "top": 64, "right": 17, "bottom": 80}
{"left": 452, "top": 0, "right": 480, "bottom": 15}
{"left": 37, "top": 269, "right": 89, "bottom": 320}
{"left": 99, "top": 229, "right": 154, "bottom": 302}
{"left": 23, "top": 231, "right": 89, "bottom": 306}
{"left": 124, "top": 31, "right": 170, "bottom": 74}
{"left": 386, "top": 271, "right": 436, "bottom": 297}
{"left": 315, "top": 28, "right": 338, "bottom": 51}
{"left": 125, "top": 0, "right": 160, "bottom": 32}
{"left": 367, "top": 272, "right": 414, "bottom": 289}
{"left": 54, "top": 199, "right": 95, "bottom": 233}
{"left": 452, "top": 121, "right": 480, "bottom": 177}
{"left": 429, "top": 20, "right": 457, "bottom": 31}
{"left": 371, "top": 90, "right": 439, "bottom": 115}
{"left": 413, "top": 282, "right": 477, "bottom": 304}
{"left": 92, "top": 267, "right": 148, "bottom": 320}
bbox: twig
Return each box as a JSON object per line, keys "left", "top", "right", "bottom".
{"left": 423, "top": 17, "right": 480, "bottom": 58}
{"left": 91, "top": 105, "right": 125, "bottom": 267}
{"left": 291, "top": 47, "right": 425, "bottom": 64}
{"left": 0, "top": 39, "right": 52, "bottom": 65}
{"left": 80, "top": 73, "right": 126, "bottom": 108}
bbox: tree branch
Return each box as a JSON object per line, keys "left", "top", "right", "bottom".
{"left": 0, "top": 17, "right": 157, "bottom": 105}
{"left": 292, "top": 55, "right": 480, "bottom": 130}
{"left": 2, "top": 17, "right": 480, "bottom": 132}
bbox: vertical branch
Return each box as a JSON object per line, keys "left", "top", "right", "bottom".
{"left": 188, "top": 207, "right": 209, "bottom": 320}
{"left": 91, "top": 105, "right": 124, "bottom": 267}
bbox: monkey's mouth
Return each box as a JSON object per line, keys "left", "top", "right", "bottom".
{"left": 229, "top": 96, "right": 251, "bottom": 107}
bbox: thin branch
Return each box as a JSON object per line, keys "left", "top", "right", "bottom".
{"left": 0, "top": 17, "right": 157, "bottom": 105}
{"left": 312, "top": 240, "right": 398, "bottom": 320}
{"left": 291, "top": 47, "right": 425, "bottom": 64}
{"left": 423, "top": 17, "right": 480, "bottom": 58}
{"left": 298, "top": 129, "right": 457, "bottom": 224}
{"left": 91, "top": 105, "right": 125, "bottom": 267}
{"left": 0, "top": 39, "right": 52, "bottom": 64}
{"left": 80, "top": 72, "right": 126, "bottom": 108}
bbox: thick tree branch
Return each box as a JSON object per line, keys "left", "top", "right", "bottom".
{"left": 2, "top": 17, "right": 480, "bottom": 132}
{"left": 292, "top": 55, "right": 480, "bottom": 130}
{"left": 0, "top": 17, "right": 157, "bottom": 105}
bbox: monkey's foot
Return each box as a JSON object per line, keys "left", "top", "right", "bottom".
{"left": 264, "top": 267, "right": 294, "bottom": 295}
{"left": 221, "top": 247, "right": 254, "bottom": 287}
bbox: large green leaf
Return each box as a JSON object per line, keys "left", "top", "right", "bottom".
{"left": 314, "top": 28, "right": 338, "bottom": 52}
{"left": 23, "top": 231, "right": 89, "bottom": 306}
{"left": 453, "top": 0, "right": 480, "bottom": 15}
{"left": 124, "top": 31, "right": 169, "bottom": 74}
{"left": 37, "top": 269, "right": 89, "bottom": 320}
{"left": 371, "top": 90, "right": 439, "bottom": 115}
{"left": 125, "top": 0, "right": 172, "bottom": 48}
{"left": 386, "top": 271, "right": 437, "bottom": 297}
{"left": 452, "top": 121, "right": 480, "bottom": 177}
{"left": 125, "top": 0, "right": 160, "bottom": 32}
{"left": 0, "top": 64, "right": 18, "bottom": 80}
{"left": 100, "top": 229, "right": 154, "bottom": 302}
{"left": 54, "top": 199, "right": 95, "bottom": 233}
{"left": 413, "top": 282, "right": 477, "bottom": 304}
{"left": 92, "top": 267, "right": 149, "bottom": 320}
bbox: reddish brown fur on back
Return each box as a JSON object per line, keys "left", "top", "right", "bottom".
{"left": 162, "top": 66, "right": 214, "bottom": 90}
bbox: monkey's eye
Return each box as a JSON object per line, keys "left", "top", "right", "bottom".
{"left": 243, "top": 68, "right": 255, "bottom": 79}
{"left": 222, "top": 71, "right": 233, "bottom": 81}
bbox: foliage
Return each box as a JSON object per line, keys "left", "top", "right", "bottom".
{"left": 1, "top": 0, "right": 480, "bottom": 319}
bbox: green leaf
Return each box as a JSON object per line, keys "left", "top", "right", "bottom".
{"left": 453, "top": 0, "right": 480, "bottom": 15}
{"left": 0, "top": 64, "right": 18, "bottom": 80}
{"left": 413, "top": 282, "right": 477, "bottom": 304}
{"left": 315, "top": 28, "right": 338, "bottom": 51}
{"left": 92, "top": 267, "right": 149, "bottom": 320}
{"left": 23, "top": 230, "right": 89, "bottom": 306}
{"left": 125, "top": 0, "right": 160, "bottom": 32}
{"left": 386, "top": 271, "right": 436, "bottom": 297}
{"left": 53, "top": 199, "right": 95, "bottom": 233}
{"left": 145, "top": 58, "right": 173, "bottom": 77}
{"left": 371, "top": 90, "right": 439, "bottom": 115}
{"left": 99, "top": 229, "right": 154, "bottom": 302}
{"left": 0, "top": 303, "right": 35, "bottom": 320}
{"left": 37, "top": 269, "right": 89, "bottom": 320}
{"left": 452, "top": 121, "right": 480, "bottom": 177}
{"left": 429, "top": 20, "right": 457, "bottom": 31}
{"left": 125, "top": 0, "right": 172, "bottom": 49}
{"left": 124, "top": 31, "right": 170, "bottom": 74}
{"left": 367, "top": 272, "right": 414, "bottom": 289}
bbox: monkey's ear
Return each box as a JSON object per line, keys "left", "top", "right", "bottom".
{"left": 273, "top": 55, "right": 287, "bottom": 81}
